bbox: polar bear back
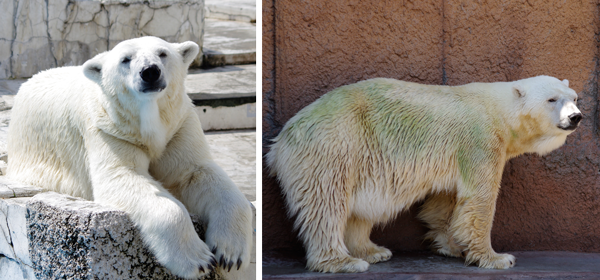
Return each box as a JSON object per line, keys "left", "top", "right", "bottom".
{"left": 8, "top": 66, "right": 98, "bottom": 199}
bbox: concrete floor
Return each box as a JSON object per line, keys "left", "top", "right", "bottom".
{"left": 263, "top": 250, "right": 600, "bottom": 279}
{"left": 204, "top": 129, "right": 256, "bottom": 202}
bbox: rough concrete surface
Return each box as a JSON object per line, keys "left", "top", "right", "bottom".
{"left": 263, "top": 251, "right": 600, "bottom": 279}
{"left": 205, "top": 130, "right": 256, "bottom": 202}
{"left": 262, "top": 0, "right": 600, "bottom": 258}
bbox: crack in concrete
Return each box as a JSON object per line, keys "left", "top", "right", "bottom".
{"left": 104, "top": 3, "right": 110, "bottom": 50}
{"left": 45, "top": 0, "right": 58, "bottom": 67}
{"left": 9, "top": 0, "right": 19, "bottom": 78}
{"left": 0, "top": 202, "right": 17, "bottom": 261}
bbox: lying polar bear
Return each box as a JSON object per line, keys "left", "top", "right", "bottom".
{"left": 8, "top": 37, "right": 252, "bottom": 279}
{"left": 267, "top": 76, "right": 582, "bottom": 273}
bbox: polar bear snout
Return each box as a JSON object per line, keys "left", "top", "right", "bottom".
{"left": 565, "top": 112, "right": 583, "bottom": 130}
{"left": 139, "top": 64, "right": 166, "bottom": 93}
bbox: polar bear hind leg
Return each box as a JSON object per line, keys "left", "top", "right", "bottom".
{"left": 419, "top": 191, "right": 466, "bottom": 258}
{"left": 287, "top": 174, "right": 368, "bottom": 273}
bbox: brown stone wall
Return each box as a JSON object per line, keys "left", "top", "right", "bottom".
{"left": 262, "top": 0, "right": 600, "bottom": 253}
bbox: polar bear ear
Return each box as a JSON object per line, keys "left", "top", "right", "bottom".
{"left": 562, "top": 79, "right": 569, "bottom": 87}
{"left": 83, "top": 52, "right": 108, "bottom": 83}
{"left": 512, "top": 84, "right": 525, "bottom": 98}
{"left": 175, "top": 41, "right": 200, "bottom": 66}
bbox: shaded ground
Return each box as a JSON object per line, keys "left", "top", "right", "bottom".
{"left": 263, "top": 250, "right": 600, "bottom": 279}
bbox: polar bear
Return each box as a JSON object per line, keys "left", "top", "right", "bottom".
{"left": 7, "top": 37, "right": 252, "bottom": 279}
{"left": 266, "top": 76, "right": 582, "bottom": 273}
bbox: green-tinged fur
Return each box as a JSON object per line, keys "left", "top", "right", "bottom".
{"left": 267, "top": 76, "right": 579, "bottom": 273}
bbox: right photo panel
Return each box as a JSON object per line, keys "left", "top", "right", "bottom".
{"left": 263, "top": 1, "right": 600, "bottom": 279}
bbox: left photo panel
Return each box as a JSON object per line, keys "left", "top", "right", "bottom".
{"left": 0, "top": 0, "right": 257, "bottom": 279}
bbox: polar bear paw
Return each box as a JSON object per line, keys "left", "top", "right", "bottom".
{"left": 474, "top": 252, "right": 515, "bottom": 269}
{"left": 349, "top": 243, "right": 392, "bottom": 264}
{"left": 206, "top": 229, "right": 251, "bottom": 272}
{"left": 361, "top": 245, "right": 392, "bottom": 264}
{"left": 308, "top": 255, "right": 369, "bottom": 273}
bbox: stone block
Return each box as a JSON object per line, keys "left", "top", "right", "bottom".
{"left": 27, "top": 192, "right": 221, "bottom": 279}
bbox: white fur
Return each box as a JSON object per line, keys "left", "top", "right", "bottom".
{"left": 8, "top": 36, "right": 252, "bottom": 279}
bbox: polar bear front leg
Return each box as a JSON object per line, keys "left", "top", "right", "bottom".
{"left": 450, "top": 182, "right": 515, "bottom": 269}
{"left": 344, "top": 215, "right": 392, "bottom": 264}
{"left": 150, "top": 112, "right": 253, "bottom": 273}
{"left": 87, "top": 132, "right": 216, "bottom": 279}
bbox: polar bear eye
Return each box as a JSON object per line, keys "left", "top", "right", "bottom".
{"left": 548, "top": 98, "right": 557, "bottom": 103}
{"left": 121, "top": 57, "right": 131, "bottom": 64}
{"left": 159, "top": 52, "right": 167, "bottom": 58}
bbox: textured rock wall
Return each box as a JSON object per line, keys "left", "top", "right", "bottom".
{"left": 262, "top": 0, "right": 600, "bottom": 253}
{"left": 0, "top": 0, "right": 204, "bottom": 79}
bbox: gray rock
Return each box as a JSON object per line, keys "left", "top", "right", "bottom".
{"left": 27, "top": 192, "right": 222, "bottom": 279}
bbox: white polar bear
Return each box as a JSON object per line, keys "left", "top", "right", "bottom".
{"left": 7, "top": 36, "right": 252, "bottom": 279}
{"left": 266, "top": 76, "right": 582, "bottom": 273}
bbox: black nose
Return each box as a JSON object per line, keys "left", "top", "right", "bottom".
{"left": 140, "top": 65, "right": 161, "bottom": 83}
{"left": 569, "top": 112, "right": 583, "bottom": 125}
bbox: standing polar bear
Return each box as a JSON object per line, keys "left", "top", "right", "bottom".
{"left": 8, "top": 37, "right": 252, "bottom": 279}
{"left": 267, "top": 76, "right": 582, "bottom": 273}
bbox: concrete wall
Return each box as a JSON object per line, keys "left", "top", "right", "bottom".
{"left": 0, "top": 0, "right": 204, "bottom": 79}
{"left": 262, "top": 0, "right": 600, "bottom": 253}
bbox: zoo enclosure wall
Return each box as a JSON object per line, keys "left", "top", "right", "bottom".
{"left": 262, "top": 0, "right": 600, "bottom": 253}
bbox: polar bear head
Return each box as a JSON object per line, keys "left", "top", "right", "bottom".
{"left": 83, "top": 36, "right": 199, "bottom": 99}
{"left": 511, "top": 75, "right": 582, "bottom": 155}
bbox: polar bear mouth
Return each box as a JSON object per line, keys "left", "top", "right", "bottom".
{"left": 140, "top": 82, "right": 166, "bottom": 93}
{"left": 558, "top": 112, "right": 583, "bottom": 131}
{"left": 559, "top": 123, "right": 579, "bottom": 131}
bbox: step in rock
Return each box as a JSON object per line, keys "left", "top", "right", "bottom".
{"left": 202, "top": 19, "right": 256, "bottom": 68}
{"left": 186, "top": 65, "right": 256, "bottom": 131}
{"left": 205, "top": 0, "right": 256, "bottom": 23}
